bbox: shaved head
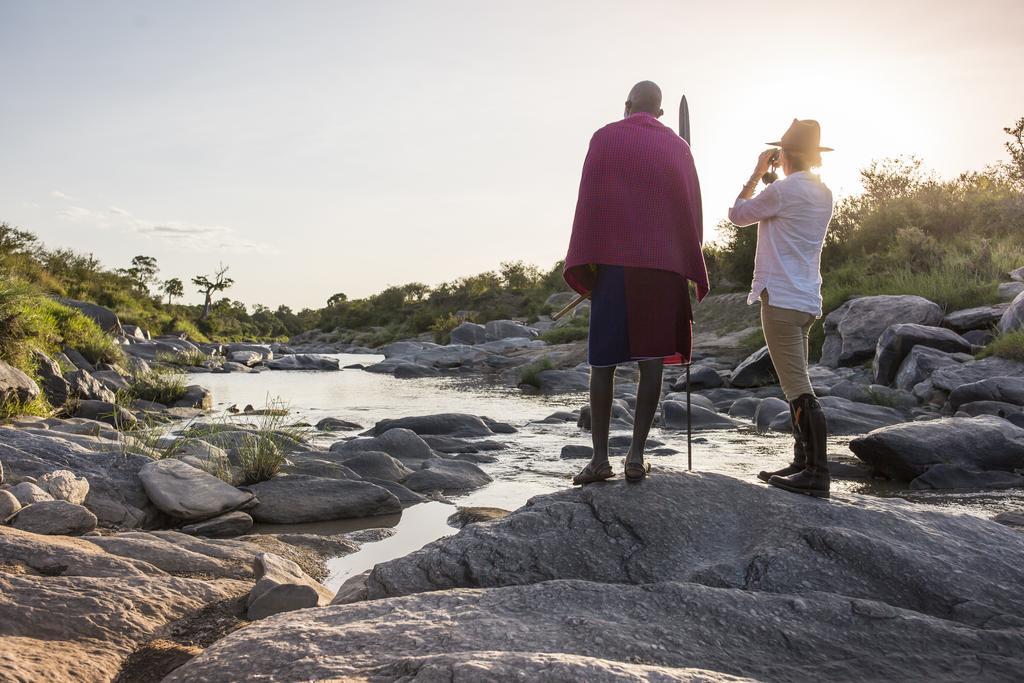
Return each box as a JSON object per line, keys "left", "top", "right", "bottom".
{"left": 625, "top": 81, "right": 663, "bottom": 116}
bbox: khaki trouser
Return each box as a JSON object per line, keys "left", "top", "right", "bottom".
{"left": 760, "top": 290, "right": 815, "bottom": 401}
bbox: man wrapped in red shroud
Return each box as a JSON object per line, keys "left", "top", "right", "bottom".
{"left": 564, "top": 81, "right": 709, "bottom": 486}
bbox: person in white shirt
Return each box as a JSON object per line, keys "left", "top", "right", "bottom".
{"left": 728, "top": 119, "right": 834, "bottom": 498}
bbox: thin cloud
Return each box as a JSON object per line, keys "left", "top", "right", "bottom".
{"left": 49, "top": 190, "right": 74, "bottom": 200}
{"left": 55, "top": 200, "right": 276, "bottom": 254}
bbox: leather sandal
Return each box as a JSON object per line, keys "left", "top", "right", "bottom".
{"left": 623, "top": 458, "right": 651, "bottom": 482}
{"left": 572, "top": 461, "right": 614, "bottom": 486}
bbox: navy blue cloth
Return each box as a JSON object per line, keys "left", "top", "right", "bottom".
{"left": 588, "top": 265, "right": 631, "bottom": 366}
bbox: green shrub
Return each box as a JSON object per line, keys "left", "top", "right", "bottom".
{"left": 0, "top": 395, "right": 52, "bottom": 419}
{"left": 978, "top": 329, "right": 1024, "bottom": 362}
{"left": 121, "top": 367, "right": 189, "bottom": 406}
{"left": 518, "top": 358, "right": 553, "bottom": 388}
{"left": 540, "top": 326, "right": 589, "bottom": 344}
{"left": 431, "top": 312, "right": 462, "bottom": 344}
{"left": 234, "top": 400, "right": 310, "bottom": 484}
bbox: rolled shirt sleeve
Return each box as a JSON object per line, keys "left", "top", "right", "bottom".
{"left": 728, "top": 184, "right": 782, "bottom": 227}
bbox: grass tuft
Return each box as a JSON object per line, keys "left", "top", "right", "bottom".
{"left": 978, "top": 329, "right": 1024, "bottom": 362}
{"left": 518, "top": 358, "right": 553, "bottom": 388}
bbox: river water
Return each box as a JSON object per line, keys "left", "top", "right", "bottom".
{"left": 195, "top": 354, "right": 1021, "bottom": 590}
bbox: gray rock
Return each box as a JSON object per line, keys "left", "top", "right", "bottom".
{"left": 173, "top": 384, "right": 212, "bottom": 410}
{"left": 821, "top": 295, "right": 943, "bottom": 367}
{"left": 372, "top": 413, "right": 497, "bottom": 438}
{"left": 0, "top": 360, "right": 41, "bottom": 406}
{"left": 768, "top": 396, "right": 906, "bottom": 436}
{"left": 560, "top": 444, "right": 594, "bottom": 459}
{"left": 403, "top": 458, "right": 492, "bottom": 493}
{"left": 909, "top": 464, "right": 1024, "bottom": 490}
{"left": 12, "top": 500, "right": 97, "bottom": 535}
{"left": 282, "top": 452, "right": 360, "bottom": 480}
{"left": 244, "top": 476, "right": 402, "bottom": 523}
{"left": 998, "top": 281, "right": 1024, "bottom": 301}
{"left": 122, "top": 324, "right": 148, "bottom": 340}
{"left": 65, "top": 369, "right": 116, "bottom": 403}
{"left": 228, "top": 350, "right": 263, "bottom": 366}
{"left": 39, "top": 469, "right": 89, "bottom": 505}
{"left": 378, "top": 340, "right": 437, "bottom": 358}
{"left": 955, "top": 400, "right": 1024, "bottom": 419}
{"left": 447, "top": 506, "right": 510, "bottom": 528}
{"left": 90, "top": 369, "right": 129, "bottom": 393}
{"left": 449, "top": 322, "right": 488, "bottom": 345}
{"left": 672, "top": 365, "right": 723, "bottom": 390}
{"left": 948, "top": 376, "right": 1024, "bottom": 411}
{"left": 0, "top": 427, "right": 157, "bottom": 528}
{"left": 661, "top": 401, "right": 738, "bottom": 431}
{"left": 9, "top": 481, "right": 54, "bottom": 505}
{"left": 962, "top": 329, "right": 995, "bottom": 346}
{"left": 872, "top": 324, "right": 972, "bottom": 386}
{"left": 180, "top": 511, "right": 254, "bottom": 538}
{"left": 893, "top": 346, "right": 963, "bottom": 392}
{"left": 70, "top": 399, "right": 136, "bottom": 428}
{"left": 729, "top": 346, "right": 776, "bottom": 387}
{"left": 362, "top": 479, "right": 426, "bottom": 506}
{"left": 54, "top": 297, "right": 122, "bottom": 334}
{"left": 32, "top": 350, "right": 70, "bottom": 407}
{"left": 264, "top": 354, "right": 340, "bottom": 371}
{"left": 351, "top": 473, "right": 1024, "bottom": 636}
{"left": 337, "top": 450, "right": 413, "bottom": 482}
{"left": 315, "top": 417, "right": 362, "bottom": 431}
{"left": 577, "top": 402, "right": 634, "bottom": 431}
{"left": 62, "top": 346, "right": 95, "bottom": 372}
{"left": 999, "top": 289, "right": 1024, "bottom": 334}
{"left": 727, "top": 396, "right": 762, "bottom": 421}
{"left": 943, "top": 304, "right": 1009, "bottom": 332}
{"left": 533, "top": 368, "right": 590, "bottom": 394}
{"left": 755, "top": 396, "right": 789, "bottom": 433}
{"left": 421, "top": 435, "right": 508, "bottom": 454}
{"left": 994, "top": 511, "right": 1024, "bottom": 529}
{"left": 849, "top": 415, "right": 1024, "bottom": 481}
{"left": 0, "top": 489, "right": 22, "bottom": 521}
{"left": 330, "top": 428, "right": 434, "bottom": 466}
{"left": 484, "top": 319, "right": 538, "bottom": 341}
{"left": 172, "top": 576, "right": 1024, "bottom": 682}
{"left": 226, "top": 343, "right": 272, "bottom": 362}
{"left": 139, "top": 459, "right": 255, "bottom": 522}
{"left": 392, "top": 361, "right": 440, "bottom": 378}
{"left": 247, "top": 552, "right": 333, "bottom": 620}
{"left": 931, "top": 356, "right": 1024, "bottom": 392}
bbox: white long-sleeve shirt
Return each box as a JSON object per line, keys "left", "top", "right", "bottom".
{"left": 727, "top": 171, "right": 833, "bottom": 317}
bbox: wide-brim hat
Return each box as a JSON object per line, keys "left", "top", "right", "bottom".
{"left": 767, "top": 119, "right": 833, "bottom": 152}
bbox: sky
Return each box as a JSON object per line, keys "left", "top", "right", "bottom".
{"left": 2, "top": 0, "right": 1022, "bottom": 310}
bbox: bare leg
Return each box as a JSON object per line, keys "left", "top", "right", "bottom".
{"left": 589, "top": 365, "right": 615, "bottom": 467}
{"left": 626, "top": 359, "right": 664, "bottom": 466}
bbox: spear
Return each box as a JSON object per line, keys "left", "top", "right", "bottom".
{"left": 679, "top": 94, "right": 693, "bottom": 472}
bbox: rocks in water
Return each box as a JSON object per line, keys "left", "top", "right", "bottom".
{"left": 315, "top": 417, "right": 363, "bottom": 431}
{"left": 39, "top": 469, "right": 90, "bottom": 505}
{"left": 999, "top": 289, "right": 1024, "bottom": 334}
{"left": 821, "top": 295, "right": 944, "bottom": 367}
{"left": 54, "top": 297, "right": 122, "bottom": 334}
{"left": 893, "top": 346, "right": 963, "bottom": 392}
{"left": 849, "top": 415, "right": 1024, "bottom": 483}
{"left": 769, "top": 396, "right": 906, "bottom": 435}
{"left": 372, "top": 413, "right": 503, "bottom": 438}
{"left": 391, "top": 361, "right": 440, "bottom": 378}
{"left": 754, "top": 396, "right": 789, "bottom": 433}
{"left": 139, "top": 459, "right": 255, "bottom": 522}
{"left": 403, "top": 458, "right": 492, "bottom": 493}
{"left": 0, "top": 359, "right": 42, "bottom": 405}
{"left": 226, "top": 343, "right": 272, "bottom": 363}
{"left": 484, "top": 319, "right": 538, "bottom": 341}
{"left": 930, "top": 356, "right": 1024, "bottom": 393}
{"left": 531, "top": 368, "right": 591, "bottom": 394}
{"left": 943, "top": 304, "right": 1009, "bottom": 332}
{"left": 872, "top": 324, "right": 972, "bottom": 386}
{"left": 660, "top": 401, "right": 738, "bottom": 431}
{"left": 560, "top": 444, "right": 593, "bottom": 459}
{"left": 9, "top": 481, "right": 54, "bottom": 505}
{"left": 228, "top": 350, "right": 263, "bottom": 366}
{"left": 909, "top": 464, "right": 1024, "bottom": 491}
{"left": 0, "top": 490, "right": 22, "bottom": 521}
{"left": 447, "top": 506, "right": 511, "bottom": 528}
{"left": 449, "top": 321, "right": 488, "bottom": 345}
{"left": 671, "top": 364, "right": 723, "bottom": 390}
{"left": 247, "top": 552, "right": 333, "bottom": 620}
{"left": 948, "top": 376, "right": 1024, "bottom": 412}
{"left": 330, "top": 428, "right": 435, "bottom": 466}
{"left": 729, "top": 346, "right": 776, "bottom": 388}
{"left": 727, "top": 396, "right": 762, "bottom": 421}
{"left": 181, "top": 511, "right": 254, "bottom": 538}
{"left": 70, "top": 399, "right": 136, "bottom": 428}
{"left": 282, "top": 452, "right": 360, "bottom": 480}
{"left": 244, "top": 476, "right": 402, "bottom": 523}
{"left": 577, "top": 401, "right": 634, "bottom": 431}
{"left": 264, "top": 354, "right": 340, "bottom": 371}
{"left": 173, "top": 384, "right": 213, "bottom": 410}
{"left": 421, "top": 435, "right": 508, "bottom": 454}
{"left": 11, "top": 500, "right": 97, "bottom": 535}
{"left": 336, "top": 451, "right": 413, "bottom": 482}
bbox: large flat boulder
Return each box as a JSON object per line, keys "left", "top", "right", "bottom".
{"left": 484, "top": 319, "right": 538, "bottom": 341}
{"left": 849, "top": 415, "right": 1024, "bottom": 482}
{"left": 243, "top": 475, "right": 401, "bottom": 523}
{"left": 943, "top": 304, "right": 1009, "bottom": 332}
{"left": 930, "top": 356, "right": 1024, "bottom": 392}
{"left": 872, "top": 324, "right": 972, "bottom": 386}
{"left": 10, "top": 500, "right": 97, "bottom": 535}
{"left": 138, "top": 459, "right": 254, "bottom": 522}
{"left": 821, "top": 295, "right": 943, "bottom": 367}
{"left": 768, "top": 396, "right": 906, "bottom": 435}
{"left": 371, "top": 413, "right": 500, "bottom": 438}
{"left": 403, "top": 458, "right": 492, "bottom": 493}
{"left": 448, "top": 321, "right": 487, "bottom": 345}
{"left": 264, "top": 354, "right": 340, "bottom": 371}
{"left": 948, "top": 376, "right": 1024, "bottom": 411}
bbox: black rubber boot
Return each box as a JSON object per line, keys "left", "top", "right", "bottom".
{"left": 758, "top": 402, "right": 806, "bottom": 482}
{"left": 770, "top": 394, "right": 830, "bottom": 498}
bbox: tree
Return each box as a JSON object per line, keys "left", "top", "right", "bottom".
{"left": 192, "top": 264, "right": 234, "bottom": 319}
{"left": 120, "top": 255, "right": 159, "bottom": 292}
{"left": 160, "top": 277, "right": 184, "bottom": 305}
{"left": 327, "top": 292, "right": 348, "bottom": 307}
{"left": 1004, "top": 116, "right": 1024, "bottom": 184}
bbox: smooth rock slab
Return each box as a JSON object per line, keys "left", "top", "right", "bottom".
{"left": 139, "top": 459, "right": 254, "bottom": 522}
{"left": 872, "top": 323, "right": 972, "bottom": 386}
{"left": 930, "top": 356, "right": 1024, "bottom": 392}
{"left": 337, "top": 450, "right": 413, "bottom": 482}
{"left": 244, "top": 475, "right": 402, "bottom": 523}
{"left": 821, "top": 295, "right": 943, "bottom": 367}
{"left": 371, "top": 413, "right": 498, "bottom": 438}
{"left": 181, "top": 511, "right": 254, "bottom": 538}
{"left": 172, "top": 576, "right": 1024, "bottom": 683}
{"left": 661, "top": 401, "right": 739, "bottom": 431}
{"left": 247, "top": 552, "right": 333, "bottom": 620}
{"left": 11, "top": 500, "right": 97, "bottom": 535}
{"left": 403, "top": 458, "right": 492, "bottom": 493}
{"left": 909, "top": 464, "right": 1024, "bottom": 490}
{"left": 849, "top": 415, "right": 1024, "bottom": 481}
{"left": 264, "top": 354, "right": 340, "bottom": 371}
{"left": 948, "top": 376, "right": 1024, "bottom": 411}
{"left": 329, "top": 428, "right": 434, "bottom": 465}
{"left": 768, "top": 396, "right": 906, "bottom": 435}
